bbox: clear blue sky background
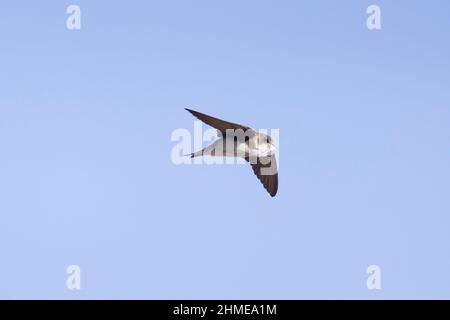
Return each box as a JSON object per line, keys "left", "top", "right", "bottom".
{"left": 0, "top": 1, "right": 449, "bottom": 299}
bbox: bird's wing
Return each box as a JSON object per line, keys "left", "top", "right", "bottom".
{"left": 185, "top": 108, "right": 252, "bottom": 136}
{"left": 246, "top": 155, "right": 278, "bottom": 197}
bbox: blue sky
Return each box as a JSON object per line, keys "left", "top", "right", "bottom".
{"left": 0, "top": 1, "right": 449, "bottom": 299}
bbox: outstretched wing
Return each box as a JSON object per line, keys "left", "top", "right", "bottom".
{"left": 185, "top": 108, "right": 252, "bottom": 136}
{"left": 246, "top": 156, "right": 278, "bottom": 197}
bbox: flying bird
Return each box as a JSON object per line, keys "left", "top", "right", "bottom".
{"left": 185, "top": 108, "right": 278, "bottom": 197}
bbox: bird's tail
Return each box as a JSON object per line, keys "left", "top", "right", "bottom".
{"left": 185, "top": 149, "right": 204, "bottom": 158}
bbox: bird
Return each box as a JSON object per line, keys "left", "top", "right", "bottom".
{"left": 185, "top": 108, "right": 278, "bottom": 197}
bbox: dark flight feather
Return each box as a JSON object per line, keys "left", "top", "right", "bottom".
{"left": 246, "top": 156, "right": 278, "bottom": 197}
{"left": 185, "top": 108, "right": 252, "bottom": 136}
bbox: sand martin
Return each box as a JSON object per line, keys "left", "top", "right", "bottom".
{"left": 185, "top": 108, "right": 278, "bottom": 197}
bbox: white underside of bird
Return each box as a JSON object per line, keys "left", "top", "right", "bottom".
{"left": 194, "top": 135, "right": 276, "bottom": 159}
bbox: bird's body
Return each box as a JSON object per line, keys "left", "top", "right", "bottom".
{"left": 185, "top": 108, "right": 279, "bottom": 197}
{"left": 191, "top": 133, "right": 276, "bottom": 159}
